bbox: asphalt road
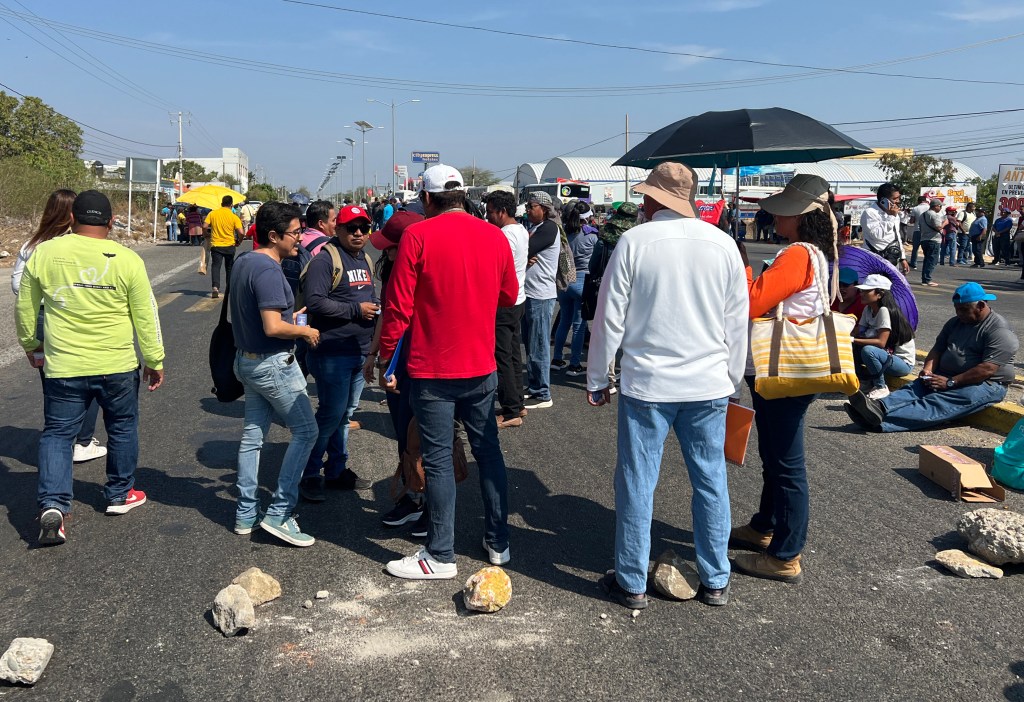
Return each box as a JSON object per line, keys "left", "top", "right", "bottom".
{"left": 2, "top": 240, "right": 1024, "bottom": 701}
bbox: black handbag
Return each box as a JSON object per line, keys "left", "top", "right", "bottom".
{"left": 209, "top": 286, "right": 244, "bottom": 402}
{"left": 581, "top": 242, "right": 611, "bottom": 321}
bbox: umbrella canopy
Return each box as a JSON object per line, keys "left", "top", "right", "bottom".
{"left": 838, "top": 245, "right": 918, "bottom": 330}
{"left": 614, "top": 108, "right": 871, "bottom": 170}
{"left": 288, "top": 192, "right": 311, "bottom": 207}
{"left": 176, "top": 185, "right": 245, "bottom": 210}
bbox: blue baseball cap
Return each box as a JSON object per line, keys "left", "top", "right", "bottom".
{"left": 838, "top": 267, "right": 859, "bottom": 286}
{"left": 952, "top": 282, "right": 997, "bottom": 304}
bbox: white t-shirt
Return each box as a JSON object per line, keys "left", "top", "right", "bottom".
{"left": 858, "top": 305, "right": 915, "bottom": 365}
{"left": 501, "top": 222, "right": 529, "bottom": 306}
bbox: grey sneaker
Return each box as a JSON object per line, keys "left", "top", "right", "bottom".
{"left": 234, "top": 511, "right": 264, "bottom": 535}
{"left": 260, "top": 515, "right": 315, "bottom": 547}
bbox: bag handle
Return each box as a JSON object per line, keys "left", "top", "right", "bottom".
{"left": 773, "top": 242, "right": 831, "bottom": 322}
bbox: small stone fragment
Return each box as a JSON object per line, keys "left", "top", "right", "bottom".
{"left": 599, "top": 613, "right": 608, "bottom": 620}
{"left": 0, "top": 638, "right": 54, "bottom": 685}
{"left": 315, "top": 590, "right": 329, "bottom": 600}
{"left": 935, "top": 549, "right": 1004, "bottom": 579}
{"left": 651, "top": 549, "right": 700, "bottom": 601}
{"left": 305, "top": 627, "right": 314, "bottom": 634}
{"left": 212, "top": 585, "right": 255, "bottom": 637}
{"left": 463, "top": 566, "right": 512, "bottom": 613}
{"left": 957, "top": 508, "right": 1024, "bottom": 565}
{"left": 231, "top": 567, "right": 282, "bottom": 606}
{"left": 630, "top": 609, "right": 640, "bottom": 619}
{"left": 0, "top": 251, "right": 10, "bottom": 260}
{"left": 302, "top": 600, "right": 313, "bottom": 609}
{"left": 411, "top": 659, "right": 421, "bottom": 667}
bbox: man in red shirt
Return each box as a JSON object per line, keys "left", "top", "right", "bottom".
{"left": 378, "top": 164, "right": 518, "bottom": 580}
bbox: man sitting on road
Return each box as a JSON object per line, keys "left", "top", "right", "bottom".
{"left": 845, "top": 282, "right": 1018, "bottom": 433}
{"left": 16, "top": 190, "right": 165, "bottom": 546}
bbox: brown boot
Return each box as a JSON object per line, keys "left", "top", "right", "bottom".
{"left": 733, "top": 553, "right": 802, "bottom": 584}
{"left": 729, "top": 524, "right": 771, "bottom": 552}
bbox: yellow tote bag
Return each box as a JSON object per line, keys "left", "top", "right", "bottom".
{"left": 751, "top": 243, "right": 859, "bottom": 400}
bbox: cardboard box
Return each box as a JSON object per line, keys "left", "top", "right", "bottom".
{"left": 918, "top": 445, "right": 1005, "bottom": 503}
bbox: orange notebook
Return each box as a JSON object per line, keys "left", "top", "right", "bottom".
{"left": 725, "top": 402, "right": 755, "bottom": 465}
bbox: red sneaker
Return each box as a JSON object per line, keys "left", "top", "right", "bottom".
{"left": 106, "top": 488, "right": 147, "bottom": 515}
{"left": 38, "top": 508, "right": 66, "bottom": 546}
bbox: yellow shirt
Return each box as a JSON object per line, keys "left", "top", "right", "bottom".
{"left": 205, "top": 207, "right": 243, "bottom": 248}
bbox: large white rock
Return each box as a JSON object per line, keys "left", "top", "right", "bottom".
{"left": 212, "top": 585, "right": 255, "bottom": 636}
{"left": 957, "top": 508, "right": 1024, "bottom": 566}
{"left": 0, "top": 638, "right": 54, "bottom": 685}
{"left": 935, "top": 549, "right": 1003, "bottom": 579}
{"left": 231, "top": 567, "right": 281, "bottom": 606}
{"left": 652, "top": 549, "right": 700, "bottom": 601}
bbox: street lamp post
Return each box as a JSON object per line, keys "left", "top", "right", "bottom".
{"left": 367, "top": 98, "right": 420, "bottom": 196}
{"left": 345, "top": 122, "right": 375, "bottom": 202}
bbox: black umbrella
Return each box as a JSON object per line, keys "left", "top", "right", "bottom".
{"left": 613, "top": 107, "right": 871, "bottom": 170}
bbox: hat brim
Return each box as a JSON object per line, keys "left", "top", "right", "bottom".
{"left": 632, "top": 183, "right": 696, "bottom": 218}
{"left": 954, "top": 293, "right": 997, "bottom": 303}
{"left": 759, "top": 190, "right": 822, "bottom": 217}
{"left": 369, "top": 230, "right": 395, "bottom": 250}
{"left": 854, "top": 283, "right": 891, "bottom": 291}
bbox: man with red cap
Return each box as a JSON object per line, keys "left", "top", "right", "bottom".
{"left": 298, "top": 203, "right": 380, "bottom": 503}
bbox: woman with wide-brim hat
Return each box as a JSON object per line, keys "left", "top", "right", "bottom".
{"left": 731, "top": 174, "right": 838, "bottom": 585}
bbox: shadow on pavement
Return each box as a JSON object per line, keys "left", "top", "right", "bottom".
{"left": 891, "top": 467, "right": 953, "bottom": 500}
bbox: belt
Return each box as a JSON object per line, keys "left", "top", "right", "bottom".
{"left": 240, "top": 350, "right": 295, "bottom": 364}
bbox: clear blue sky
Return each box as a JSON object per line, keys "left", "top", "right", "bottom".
{"left": 1, "top": 0, "right": 1020, "bottom": 191}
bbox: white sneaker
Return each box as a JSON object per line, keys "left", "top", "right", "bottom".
{"left": 73, "top": 438, "right": 107, "bottom": 463}
{"left": 481, "top": 538, "right": 510, "bottom": 566}
{"left": 524, "top": 396, "right": 553, "bottom": 410}
{"left": 866, "top": 386, "right": 890, "bottom": 401}
{"left": 608, "top": 385, "right": 618, "bottom": 395}
{"left": 385, "top": 548, "right": 458, "bottom": 580}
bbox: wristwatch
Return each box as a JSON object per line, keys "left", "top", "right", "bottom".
{"left": 946, "top": 378, "right": 957, "bottom": 389}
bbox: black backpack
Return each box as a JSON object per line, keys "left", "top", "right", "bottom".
{"left": 209, "top": 284, "right": 244, "bottom": 402}
{"left": 281, "top": 235, "right": 331, "bottom": 299}
{"left": 581, "top": 241, "right": 612, "bottom": 321}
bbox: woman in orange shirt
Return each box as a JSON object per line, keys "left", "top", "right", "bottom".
{"left": 731, "top": 174, "right": 837, "bottom": 586}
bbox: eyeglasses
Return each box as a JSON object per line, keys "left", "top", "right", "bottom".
{"left": 273, "top": 228, "right": 302, "bottom": 239}
{"left": 345, "top": 223, "right": 370, "bottom": 235}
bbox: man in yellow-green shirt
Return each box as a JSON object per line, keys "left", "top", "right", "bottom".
{"left": 203, "top": 194, "right": 243, "bottom": 298}
{"left": 15, "top": 190, "right": 165, "bottom": 547}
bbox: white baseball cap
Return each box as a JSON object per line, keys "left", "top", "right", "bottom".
{"left": 421, "top": 164, "right": 465, "bottom": 193}
{"left": 854, "top": 273, "right": 893, "bottom": 291}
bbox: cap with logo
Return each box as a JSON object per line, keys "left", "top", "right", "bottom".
{"left": 72, "top": 190, "right": 113, "bottom": 226}
{"left": 336, "top": 205, "right": 370, "bottom": 225}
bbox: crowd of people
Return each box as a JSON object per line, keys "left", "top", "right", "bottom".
{"left": 11, "top": 163, "right": 1019, "bottom": 610}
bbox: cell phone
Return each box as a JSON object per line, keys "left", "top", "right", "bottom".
{"left": 879, "top": 198, "right": 892, "bottom": 211}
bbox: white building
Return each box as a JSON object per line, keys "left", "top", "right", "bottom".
{"left": 187, "top": 148, "right": 249, "bottom": 185}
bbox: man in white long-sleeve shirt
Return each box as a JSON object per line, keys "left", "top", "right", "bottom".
{"left": 586, "top": 161, "right": 748, "bottom": 610}
{"left": 860, "top": 182, "right": 909, "bottom": 273}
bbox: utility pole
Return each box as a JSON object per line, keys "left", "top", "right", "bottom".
{"left": 367, "top": 98, "right": 420, "bottom": 197}
{"left": 169, "top": 111, "right": 190, "bottom": 199}
{"left": 624, "top": 114, "right": 630, "bottom": 203}
{"left": 347, "top": 122, "right": 375, "bottom": 202}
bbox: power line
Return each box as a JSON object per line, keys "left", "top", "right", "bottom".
{"left": 835, "top": 107, "right": 1024, "bottom": 126}
{"left": 282, "top": 0, "right": 1024, "bottom": 88}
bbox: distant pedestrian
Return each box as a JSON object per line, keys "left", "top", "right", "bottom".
{"left": 940, "top": 206, "right": 961, "bottom": 267}
{"left": 551, "top": 200, "right": 597, "bottom": 377}
{"left": 16, "top": 190, "right": 165, "bottom": 546}
{"left": 522, "top": 191, "right": 561, "bottom": 410}
{"left": 185, "top": 205, "right": 203, "bottom": 247}
{"left": 992, "top": 208, "right": 1015, "bottom": 266}
{"left": 957, "top": 202, "right": 976, "bottom": 265}
{"left": 229, "top": 201, "right": 321, "bottom": 546}
{"left": 907, "top": 194, "right": 930, "bottom": 269}
{"left": 588, "top": 162, "right": 748, "bottom": 609}
{"left": 378, "top": 164, "right": 518, "bottom": 580}
{"left": 969, "top": 209, "right": 989, "bottom": 268}
{"left": 204, "top": 195, "right": 244, "bottom": 298}
{"left": 861, "top": 183, "right": 909, "bottom": 273}
{"left": 918, "top": 199, "right": 944, "bottom": 286}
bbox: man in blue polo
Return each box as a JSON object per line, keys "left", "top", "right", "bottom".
{"left": 846, "top": 282, "right": 1018, "bottom": 432}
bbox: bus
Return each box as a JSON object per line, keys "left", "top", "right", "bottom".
{"left": 518, "top": 181, "right": 591, "bottom": 205}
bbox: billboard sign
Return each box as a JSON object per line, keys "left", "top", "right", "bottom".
{"left": 994, "top": 164, "right": 1024, "bottom": 214}
{"left": 411, "top": 151, "right": 440, "bottom": 163}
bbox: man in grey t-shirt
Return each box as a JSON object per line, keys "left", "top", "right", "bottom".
{"left": 522, "top": 191, "right": 561, "bottom": 409}
{"left": 846, "top": 283, "right": 1018, "bottom": 433}
{"left": 919, "top": 199, "right": 945, "bottom": 286}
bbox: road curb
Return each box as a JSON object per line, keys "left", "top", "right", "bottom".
{"left": 888, "top": 373, "right": 1023, "bottom": 434}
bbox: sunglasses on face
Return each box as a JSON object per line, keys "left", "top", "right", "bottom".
{"left": 345, "top": 223, "right": 370, "bottom": 235}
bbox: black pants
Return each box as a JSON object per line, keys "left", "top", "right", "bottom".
{"left": 973, "top": 240, "right": 986, "bottom": 267}
{"left": 210, "top": 246, "right": 236, "bottom": 291}
{"left": 494, "top": 303, "right": 525, "bottom": 419}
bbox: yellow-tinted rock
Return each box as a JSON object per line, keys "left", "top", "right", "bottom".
{"left": 232, "top": 567, "right": 281, "bottom": 606}
{"left": 463, "top": 566, "right": 512, "bottom": 613}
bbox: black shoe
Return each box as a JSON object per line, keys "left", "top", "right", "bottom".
{"left": 550, "top": 360, "right": 568, "bottom": 371}
{"left": 382, "top": 495, "right": 424, "bottom": 527}
{"left": 598, "top": 570, "right": 648, "bottom": 610}
{"left": 566, "top": 364, "right": 585, "bottom": 376}
{"left": 848, "top": 391, "right": 885, "bottom": 429}
{"left": 324, "top": 469, "right": 371, "bottom": 491}
{"left": 697, "top": 581, "right": 730, "bottom": 607}
{"left": 843, "top": 403, "right": 877, "bottom": 432}
{"left": 299, "top": 478, "right": 326, "bottom": 503}
{"left": 410, "top": 509, "right": 429, "bottom": 538}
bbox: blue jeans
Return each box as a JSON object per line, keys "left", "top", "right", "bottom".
{"left": 303, "top": 351, "right": 365, "bottom": 481}
{"left": 614, "top": 394, "right": 731, "bottom": 593}
{"left": 940, "top": 237, "right": 957, "bottom": 265}
{"left": 909, "top": 231, "right": 921, "bottom": 267}
{"left": 410, "top": 373, "right": 509, "bottom": 563}
{"left": 38, "top": 369, "right": 140, "bottom": 513}
{"left": 167, "top": 220, "right": 178, "bottom": 241}
{"left": 855, "top": 345, "right": 913, "bottom": 390}
{"left": 880, "top": 378, "right": 1007, "bottom": 433}
{"left": 746, "top": 377, "right": 815, "bottom": 561}
{"left": 523, "top": 297, "right": 555, "bottom": 401}
{"left": 920, "top": 239, "right": 940, "bottom": 283}
{"left": 553, "top": 278, "right": 587, "bottom": 366}
{"left": 234, "top": 351, "right": 318, "bottom": 521}
{"left": 956, "top": 233, "right": 971, "bottom": 264}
